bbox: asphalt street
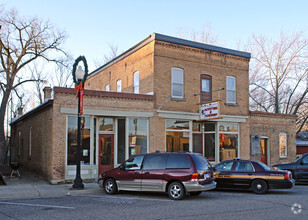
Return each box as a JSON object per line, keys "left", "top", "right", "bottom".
{"left": 0, "top": 184, "right": 307, "bottom": 220}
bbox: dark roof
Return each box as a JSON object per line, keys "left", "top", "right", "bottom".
{"left": 89, "top": 33, "right": 251, "bottom": 79}
{"left": 11, "top": 99, "right": 53, "bottom": 125}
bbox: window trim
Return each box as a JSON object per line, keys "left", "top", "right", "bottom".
{"left": 226, "top": 76, "right": 236, "bottom": 104}
{"left": 279, "top": 132, "right": 287, "bottom": 158}
{"left": 133, "top": 71, "right": 139, "bottom": 94}
{"left": 105, "top": 84, "right": 110, "bottom": 92}
{"left": 200, "top": 74, "right": 212, "bottom": 102}
{"left": 171, "top": 68, "right": 184, "bottom": 99}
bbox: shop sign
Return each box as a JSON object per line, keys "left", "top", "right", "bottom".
{"left": 199, "top": 101, "right": 221, "bottom": 120}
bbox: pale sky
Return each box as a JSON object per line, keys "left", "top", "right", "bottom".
{"left": 2, "top": 0, "right": 308, "bottom": 72}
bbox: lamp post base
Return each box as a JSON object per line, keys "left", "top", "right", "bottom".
{"left": 73, "top": 177, "right": 84, "bottom": 189}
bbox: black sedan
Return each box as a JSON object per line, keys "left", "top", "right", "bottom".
{"left": 213, "top": 158, "right": 294, "bottom": 194}
{"left": 273, "top": 153, "right": 308, "bottom": 182}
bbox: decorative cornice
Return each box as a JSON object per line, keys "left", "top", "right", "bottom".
{"left": 155, "top": 41, "right": 250, "bottom": 62}
{"left": 54, "top": 87, "right": 154, "bottom": 101}
{"left": 249, "top": 111, "right": 297, "bottom": 119}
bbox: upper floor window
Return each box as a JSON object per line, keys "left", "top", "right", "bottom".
{"left": 117, "top": 79, "right": 121, "bottom": 92}
{"left": 201, "top": 74, "right": 212, "bottom": 102}
{"left": 226, "top": 76, "right": 236, "bottom": 104}
{"left": 105, "top": 84, "right": 110, "bottom": 92}
{"left": 171, "top": 68, "right": 184, "bottom": 98}
{"left": 133, "top": 71, "right": 139, "bottom": 94}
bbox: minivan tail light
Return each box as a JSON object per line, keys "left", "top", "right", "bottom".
{"left": 191, "top": 173, "right": 199, "bottom": 182}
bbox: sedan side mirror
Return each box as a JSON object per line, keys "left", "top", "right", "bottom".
{"left": 120, "top": 165, "right": 125, "bottom": 170}
{"left": 300, "top": 161, "right": 304, "bottom": 165}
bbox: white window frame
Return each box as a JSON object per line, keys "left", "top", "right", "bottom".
{"left": 226, "top": 76, "right": 236, "bottom": 104}
{"left": 171, "top": 68, "right": 184, "bottom": 99}
{"left": 117, "top": 79, "right": 121, "bottom": 92}
{"left": 105, "top": 84, "right": 110, "bottom": 91}
{"left": 133, "top": 71, "right": 139, "bottom": 94}
{"left": 279, "top": 132, "right": 287, "bottom": 158}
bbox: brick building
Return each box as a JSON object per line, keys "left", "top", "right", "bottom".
{"left": 10, "top": 33, "right": 297, "bottom": 183}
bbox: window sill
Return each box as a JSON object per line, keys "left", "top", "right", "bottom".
{"left": 171, "top": 97, "right": 186, "bottom": 102}
{"left": 224, "top": 102, "right": 238, "bottom": 106}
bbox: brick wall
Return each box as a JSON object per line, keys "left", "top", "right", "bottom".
{"left": 85, "top": 41, "right": 155, "bottom": 95}
{"left": 153, "top": 41, "right": 250, "bottom": 115}
{"left": 10, "top": 103, "right": 53, "bottom": 180}
{"left": 249, "top": 111, "right": 297, "bottom": 165}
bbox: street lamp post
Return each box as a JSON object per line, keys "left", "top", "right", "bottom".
{"left": 72, "top": 56, "right": 88, "bottom": 189}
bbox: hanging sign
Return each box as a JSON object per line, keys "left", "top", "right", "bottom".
{"left": 199, "top": 101, "right": 221, "bottom": 121}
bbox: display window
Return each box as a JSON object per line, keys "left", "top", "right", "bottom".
{"left": 219, "top": 122, "right": 239, "bottom": 161}
{"left": 67, "top": 116, "right": 91, "bottom": 165}
{"left": 166, "top": 120, "right": 190, "bottom": 152}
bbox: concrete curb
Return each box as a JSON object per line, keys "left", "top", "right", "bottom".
{"left": 0, "top": 182, "right": 102, "bottom": 200}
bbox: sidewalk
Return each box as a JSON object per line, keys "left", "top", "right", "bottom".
{"left": 0, "top": 167, "right": 101, "bottom": 200}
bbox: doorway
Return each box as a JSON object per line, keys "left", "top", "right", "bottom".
{"left": 99, "top": 134, "right": 114, "bottom": 174}
{"left": 260, "top": 138, "right": 267, "bottom": 165}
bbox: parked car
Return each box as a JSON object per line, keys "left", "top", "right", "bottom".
{"left": 98, "top": 152, "right": 216, "bottom": 200}
{"left": 213, "top": 158, "right": 294, "bottom": 194}
{"left": 273, "top": 153, "right": 308, "bottom": 182}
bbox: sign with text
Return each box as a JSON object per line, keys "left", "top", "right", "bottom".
{"left": 199, "top": 101, "right": 220, "bottom": 120}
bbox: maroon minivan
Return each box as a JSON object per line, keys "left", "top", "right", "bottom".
{"left": 98, "top": 152, "right": 216, "bottom": 200}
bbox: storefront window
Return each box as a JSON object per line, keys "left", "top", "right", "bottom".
{"left": 204, "top": 123, "right": 215, "bottom": 161}
{"left": 117, "top": 119, "right": 126, "bottom": 164}
{"left": 193, "top": 122, "right": 202, "bottom": 154}
{"left": 129, "top": 118, "right": 148, "bottom": 156}
{"left": 166, "top": 120, "right": 190, "bottom": 152}
{"left": 219, "top": 133, "right": 238, "bottom": 161}
{"left": 219, "top": 123, "right": 239, "bottom": 162}
{"left": 99, "top": 118, "right": 113, "bottom": 131}
{"left": 67, "top": 116, "right": 91, "bottom": 165}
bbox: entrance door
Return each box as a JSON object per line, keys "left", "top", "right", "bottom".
{"left": 99, "top": 134, "right": 114, "bottom": 174}
{"left": 260, "top": 138, "right": 267, "bottom": 165}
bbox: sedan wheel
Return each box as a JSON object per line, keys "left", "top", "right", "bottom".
{"left": 251, "top": 179, "right": 268, "bottom": 194}
{"left": 104, "top": 178, "right": 117, "bottom": 194}
{"left": 168, "top": 182, "right": 185, "bottom": 200}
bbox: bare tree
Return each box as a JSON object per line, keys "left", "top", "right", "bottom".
{"left": 94, "top": 42, "right": 119, "bottom": 68}
{"left": 177, "top": 23, "right": 221, "bottom": 46}
{"left": 0, "top": 8, "right": 68, "bottom": 164}
{"left": 249, "top": 31, "right": 308, "bottom": 133}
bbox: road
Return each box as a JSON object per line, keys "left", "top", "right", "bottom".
{"left": 0, "top": 184, "right": 307, "bottom": 220}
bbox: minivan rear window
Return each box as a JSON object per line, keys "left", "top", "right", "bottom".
{"left": 166, "top": 155, "right": 191, "bottom": 169}
{"left": 191, "top": 154, "right": 210, "bottom": 172}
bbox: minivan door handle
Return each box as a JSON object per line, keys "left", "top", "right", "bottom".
{"left": 144, "top": 172, "right": 150, "bottom": 175}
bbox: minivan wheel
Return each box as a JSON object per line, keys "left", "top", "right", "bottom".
{"left": 168, "top": 182, "right": 185, "bottom": 200}
{"left": 104, "top": 178, "right": 117, "bottom": 195}
{"left": 251, "top": 179, "right": 268, "bottom": 194}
